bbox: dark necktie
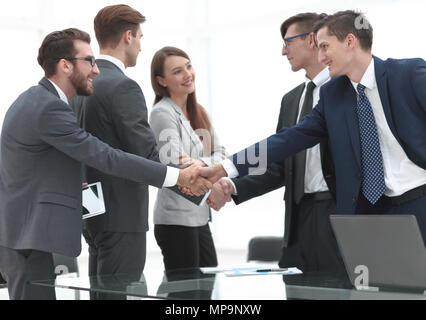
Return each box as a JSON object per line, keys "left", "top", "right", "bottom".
{"left": 294, "top": 81, "right": 316, "bottom": 204}
{"left": 356, "top": 84, "right": 386, "bottom": 204}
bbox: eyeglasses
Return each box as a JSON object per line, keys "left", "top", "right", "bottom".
{"left": 283, "top": 32, "right": 310, "bottom": 49}
{"left": 62, "top": 56, "right": 97, "bottom": 67}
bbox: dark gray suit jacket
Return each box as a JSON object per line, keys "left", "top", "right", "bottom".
{"left": 0, "top": 78, "right": 167, "bottom": 257}
{"left": 71, "top": 59, "right": 159, "bottom": 233}
{"left": 232, "top": 83, "right": 336, "bottom": 247}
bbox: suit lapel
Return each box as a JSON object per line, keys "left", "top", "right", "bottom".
{"left": 166, "top": 98, "right": 203, "bottom": 148}
{"left": 283, "top": 83, "right": 305, "bottom": 127}
{"left": 343, "top": 77, "right": 362, "bottom": 168}
{"left": 374, "top": 56, "right": 402, "bottom": 145}
{"left": 180, "top": 116, "right": 204, "bottom": 149}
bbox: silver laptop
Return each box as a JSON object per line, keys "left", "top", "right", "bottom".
{"left": 330, "top": 215, "right": 426, "bottom": 291}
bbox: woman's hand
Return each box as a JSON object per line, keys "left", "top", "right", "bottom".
{"left": 178, "top": 153, "right": 207, "bottom": 169}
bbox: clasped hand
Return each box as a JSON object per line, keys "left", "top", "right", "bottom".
{"left": 177, "top": 153, "right": 211, "bottom": 196}
{"left": 206, "top": 178, "right": 234, "bottom": 211}
{"left": 177, "top": 155, "right": 232, "bottom": 211}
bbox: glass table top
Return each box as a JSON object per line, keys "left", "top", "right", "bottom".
{"left": 31, "top": 267, "right": 426, "bottom": 300}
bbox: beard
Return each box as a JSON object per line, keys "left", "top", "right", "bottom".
{"left": 70, "top": 68, "right": 93, "bottom": 96}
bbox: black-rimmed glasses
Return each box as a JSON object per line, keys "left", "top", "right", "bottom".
{"left": 283, "top": 32, "right": 310, "bottom": 49}
{"left": 62, "top": 56, "right": 97, "bottom": 67}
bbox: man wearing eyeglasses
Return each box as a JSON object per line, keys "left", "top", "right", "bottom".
{"left": 0, "top": 28, "right": 209, "bottom": 300}
{"left": 202, "top": 10, "right": 426, "bottom": 248}
{"left": 70, "top": 5, "right": 164, "bottom": 300}
{"left": 208, "top": 13, "right": 345, "bottom": 275}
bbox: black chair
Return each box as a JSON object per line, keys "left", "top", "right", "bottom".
{"left": 247, "top": 236, "right": 284, "bottom": 262}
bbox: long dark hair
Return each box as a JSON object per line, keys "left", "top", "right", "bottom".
{"left": 151, "top": 46, "right": 212, "bottom": 153}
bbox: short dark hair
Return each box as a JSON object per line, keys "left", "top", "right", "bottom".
{"left": 94, "top": 4, "right": 146, "bottom": 49}
{"left": 280, "top": 12, "right": 328, "bottom": 39}
{"left": 37, "top": 28, "right": 91, "bottom": 77}
{"left": 313, "top": 10, "right": 373, "bottom": 50}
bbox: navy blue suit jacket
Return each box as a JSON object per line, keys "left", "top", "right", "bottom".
{"left": 232, "top": 56, "right": 426, "bottom": 214}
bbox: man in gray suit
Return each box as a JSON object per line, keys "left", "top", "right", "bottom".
{"left": 70, "top": 5, "right": 162, "bottom": 299}
{"left": 209, "top": 13, "right": 345, "bottom": 275}
{"left": 0, "top": 28, "right": 209, "bottom": 300}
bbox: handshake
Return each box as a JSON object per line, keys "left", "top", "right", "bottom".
{"left": 175, "top": 154, "right": 235, "bottom": 211}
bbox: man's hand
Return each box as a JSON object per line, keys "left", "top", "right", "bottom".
{"left": 177, "top": 164, "right": 212, "bottom": 196}
{"left": 199, "top": 163, "right": 227, "bottom": 184}
{"left": 207, "top": 178, "right": 234, "bottom": 211}
{"left": 178, "top": 186, "right": 195, "bottom": 196}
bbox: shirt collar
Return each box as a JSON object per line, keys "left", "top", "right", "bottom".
{"left": 305, "top": 67, "right": 330, "bottom": 88}
{"left": 98, "top": 54, "right": 126, "bottom": 73}
{"left": 351, "top": 57, "right": 376, "bottom": 92}
{"left": 47, "top": 79, "right": 68, "bottom": 104}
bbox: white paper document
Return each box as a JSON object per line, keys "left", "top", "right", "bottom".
{"left": 82, "top": 182, "right": 106, "bottom": 219}
{"left": 200, "top": 266, "right": 302, "bottom": 277}
{"left": 225, "top": 267, "right": 302, "bottom": 277}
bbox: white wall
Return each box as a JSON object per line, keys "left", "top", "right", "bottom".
{"left": 0, "top": 0, "right": 425, "bottom": 256}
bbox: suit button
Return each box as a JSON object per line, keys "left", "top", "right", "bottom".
{"left": 352, "top": 197, "right": 357, "bottom": 204}
{"left": 357, "top": 173, "right": 361, "bottom": 180}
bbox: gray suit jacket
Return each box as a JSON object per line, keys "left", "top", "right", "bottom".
{"left": 71, "top": 59, "right": 159, "bottom": 233}
{"left": 232, "top": 83, "right": 336, "bottom": 247}
{"left": 0, "top": 78, "right": 167, "bottom": 257}
{"left": 149, "top": 97, "right": 227, "bottom": 226}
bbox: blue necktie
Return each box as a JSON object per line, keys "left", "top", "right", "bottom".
{"left": 356, "top": 84, "right": 386, "bottom": 204}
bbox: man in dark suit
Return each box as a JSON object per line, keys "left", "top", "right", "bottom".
{"left": 0, "top": 28, "right": 209, "bottom": 300}
{"left": 202, "top": 11, "right": 426, "bottom": 243}
{"left": 208, "top": 13, "right": 344, "bottom": 275}
{"left": 70, "top": 5, "right": 158, "bottom": 299}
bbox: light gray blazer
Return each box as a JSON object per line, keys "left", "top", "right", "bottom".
{"left": 149, "top": 97, "right": 227, "bottom": 226}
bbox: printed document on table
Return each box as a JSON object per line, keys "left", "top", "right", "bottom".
{"left": 225, "top": 267, "right": 302, "bottom": 277}
{"left": 200, "top": 266, "right": 302, "bottom": 276}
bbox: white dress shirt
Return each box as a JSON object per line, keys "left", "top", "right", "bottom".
{"left": 298, "top": 68, "right": 330, "bottom": 193}
{"left": 351, "top": 58, "right": 426, "bottom": 196}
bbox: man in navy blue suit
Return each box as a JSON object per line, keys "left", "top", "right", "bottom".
{"left": 201, "top": 10, "right": 426, "bottom": 240}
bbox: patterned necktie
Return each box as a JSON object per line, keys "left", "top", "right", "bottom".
{"left": 294, "top": 81, "right": 316, "bottom": 204}
{"left": 356, "top": 84, "right": 386, "bottom": 204}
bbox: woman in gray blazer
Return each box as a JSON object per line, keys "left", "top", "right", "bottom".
{"left": 149, "top": 47, "right": 227, "bottom": 271}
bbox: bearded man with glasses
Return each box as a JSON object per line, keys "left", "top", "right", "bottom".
{"left": 0, "top": 27, "right": 209, "bottom": 300}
